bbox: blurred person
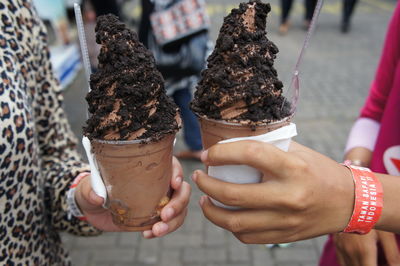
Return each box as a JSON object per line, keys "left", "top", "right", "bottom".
{"left": 86, "top": 0, "right": 120, "bottom": 17}
{"left": 341, "top": 0, "right": 358, "bottom": 33}
{"left": 279, "top": 0, "right": 318, "bottom": 34}
{"left": 139, "top": 0, "right": 206, "bottom": 161}
{"left": 191, "top": 1, "right": 400, "bottom": 246}
{"left": 0, "top": 1, "right": 190, "bottom": 264}
{"left": 81, "top": 0, "right": 121, "bottom": 70}
{"left": 33, "top": 0, "right": 71, "bottom": 44}
{"left": 320, "top": 2, "right": 400, "bottom": 265}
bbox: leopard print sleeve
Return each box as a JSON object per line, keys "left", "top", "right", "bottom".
{"left": 32, "top": 11, "right": 101, "bottom": 236}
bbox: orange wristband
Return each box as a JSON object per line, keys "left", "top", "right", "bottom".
{"left": 342, "top": 162, "right": 383, "bottom": 234}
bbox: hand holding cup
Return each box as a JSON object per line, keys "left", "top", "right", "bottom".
{"left": 75, "top": 156, "right": 191, "bottom": 237}
{"left": 193, "top": 140, "right": 355, "bottom": 244}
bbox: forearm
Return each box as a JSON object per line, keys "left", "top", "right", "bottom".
{"left": 375, "top": 173, "right": 400, "bottom": 233}
{"left": 345, "top": 118, "right": 380, "bottom": 156}
{"left": 43, "top": 158, "right": 101, "bottom": 236}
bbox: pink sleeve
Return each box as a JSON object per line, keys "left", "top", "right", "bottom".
{"left": 360, "top": 3, "right": 400, "bottom": 122}
{"left": 345, "top": 117, "right": 380, "bottom": 153}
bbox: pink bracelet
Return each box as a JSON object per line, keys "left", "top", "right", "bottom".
{"left": 342, "top": 162, "right": 383, "bottom": 234}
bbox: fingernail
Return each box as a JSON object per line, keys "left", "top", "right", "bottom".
{"left": 191, "top": 171, "right": 198, "bottom": 183}
{"left": 155, "top": 222, "right": 169, "bottom": 236}
{"left": 175, "top": 176, "right": 182, "bottom": 184}
{"left": 89, "top": 190, "right": 102, "bottom": 204}
{"left": 142, "top": 230, "right": 153, "bottom": 238}
{"left": 201, "top": 150, "right": 208, "bottom": 163}
{"left": 164, "top": 207, "right": 174, "bottom": 220}
{"left": 199, "top": 195, "right": 206, "bottom": 206}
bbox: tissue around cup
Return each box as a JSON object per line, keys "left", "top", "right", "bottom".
{"left": 208, "top": 123, "right": 297, "bottom": 209}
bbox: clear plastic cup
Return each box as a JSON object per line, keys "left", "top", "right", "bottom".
{"left": 90, "top": 134, "right": 175, "bottom": 231}
{"left": 198, "top": 116, "right": 291, "bottom": 149}
{"left": 197, "top": 115, "right": 294, "bottom": 209}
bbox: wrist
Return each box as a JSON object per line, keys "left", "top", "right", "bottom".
{"left": 344, "top": 147, "right": 373, "bottom": 167}
{"left": 335, "top": 164, "right": 356, "bottom": 232}
{"left": 374, "top": 174, "right": 400, "bottom": 232}
{"left": 67, "top": 172, "right": 90, "bottom": 221}
{"left": 341, "top": 162, "right": 383, "bottom": 234}
{"left": 343, "top": 159, "right": 364, "bottom": 167}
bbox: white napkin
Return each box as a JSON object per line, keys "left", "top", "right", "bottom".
{"left": 208, "top": 123, "right": 297, "bottom": 209}
{"left": 82, "top": 137, "right": 107, "bottom": 206}
{"left": 81, "top": 136, "right": 178, "bottom": 208}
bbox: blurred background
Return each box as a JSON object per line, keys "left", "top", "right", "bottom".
{"left": 33, "top": 0, "right": 396, "bottom": 265}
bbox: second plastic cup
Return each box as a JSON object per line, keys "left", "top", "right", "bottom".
{"left": 199, "top": 116, "right": 291, "bottom": 150}
{"left": 197, "top": 116, "right": 294, "bottom": 209}
{"left": 90, "top": 134, "right": 175, "bottom": 231}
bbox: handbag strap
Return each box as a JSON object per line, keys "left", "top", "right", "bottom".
{"left": 151, "top": 0, "right": 176, "bottom": 11}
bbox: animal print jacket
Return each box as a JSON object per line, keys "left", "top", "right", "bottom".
{"left": 0, "top": 0, "right": 101, "bottom": 265}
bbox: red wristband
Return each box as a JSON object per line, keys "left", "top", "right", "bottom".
{"left": 342, "top": 162, "right": 383, "bottom": 234}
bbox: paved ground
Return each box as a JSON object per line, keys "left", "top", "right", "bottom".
{"left": 61, "top": 0, "right": 395, "bottom": 265}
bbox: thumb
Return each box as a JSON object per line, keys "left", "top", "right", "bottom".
{"left": 377, "top": 231, "right": 400, "bottom": 265}
{"left": 75, "top": 176, "right": 105, "bottom": 213}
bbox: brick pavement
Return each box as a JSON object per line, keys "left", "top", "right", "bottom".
{"left": 61, "top": 0, "right": 395, "bottom": 265}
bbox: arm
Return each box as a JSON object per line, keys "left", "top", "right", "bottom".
{"left": 192, "top": 140, "right": 400, "bottom": 244}
{"left": 359, "top": 2, "right": 400, "bottom": 122}
{"left": 334, "top": 5, "right": 400, "bottom": 264}
{"left": 334, "top": 145, "right": 400, "bottom": 266}
{"left": 33, "top": 24, "right": 101, "bottom": 235}
{"left": 345, "top": 4, "right": 400, "bottom": 154}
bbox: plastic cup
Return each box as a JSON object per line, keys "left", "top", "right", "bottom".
{"left": 198, "top": 116, "right": 291, "bottom": 149}
{"left": 197, "top": 115, "right": 293, "bottom": 209}
{"left": 90, "top": 134, "right": 175, "bottom": 231}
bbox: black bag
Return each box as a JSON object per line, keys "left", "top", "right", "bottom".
{"left": 147, "top": 0, "right": 210, "bottom": 80}
{"left": 147, "top": 30, "right": 208, "bottom": 80}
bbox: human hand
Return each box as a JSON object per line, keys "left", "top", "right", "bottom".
{"left": 75, "top": 156, "right": 191, "bottom": 237}
{"left": 332, "top": 146, "right": 398, "bottom": 266}
{"left": 334, "top": 230, "right": 400, "bottom": 266}
{"left": 344, "top": 146, "right": 373, "bottom": 168}
{"left": 192, "top": 140, "right": 355, "bottom": 244}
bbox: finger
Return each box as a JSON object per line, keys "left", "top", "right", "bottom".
{"left": 333, "top": 234, "right": 349, "bottom": 266}
{"left": 202, "top": 140, "right": 298, "bottom": 177}
{"left": 160, "top": 181, "right": 191, "bottom": 222}
{"left": 335, "top": 250, "right": 347, "bottom": 266}
{"left": 357, "top": 247, "right": 377, "bottom": 266}
{"left": 342, "top": 238, "right": 377, "bottom": 266}
{"left": 232, "top": 230, "right": 297, "bottom": 245}
{"left": 171, "top": 156, "right": 184, "bottom": 190}
{"left": 142, "top": 230, "right": 154, "bottom": 239}
{"left": 193, "top": 170, "right": 281, "bottom": 209}
{"left": 377, "top": 231, "right": 400, "bottom": 264}
{"left": 199, "top": 195, "right": 295, "bottom": 234}
{"left": 336, "top": 244, "right": 355, "bottom": 266}
{"left": 349, "top": 239, "right": 377, "bottom": 266}
{"left": 156, "top": 208, "right": 188, "bottom": 237}
{"left": 144, "top": 208, "right": 188, "bottom": 239}
{"left": 76, "top": 176, "right": 105, "bottom": 213}
{"left": 333, "top": 234, "right": 359, "bottom": 266}
{"left": 335, "top": 244, "right": 354, "bottom": 266}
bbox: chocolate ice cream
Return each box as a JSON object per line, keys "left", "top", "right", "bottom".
{"left": 84, "top": 14, "right": 180, "bottom": 141}
{"left": 191, "top": 0, "right": 291, "bottom": 125}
